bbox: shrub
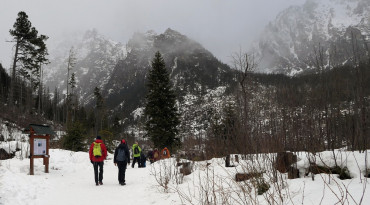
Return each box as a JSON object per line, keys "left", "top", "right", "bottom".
{"left": 256, "top": 178, "right": 270, "bottom": 195}
{"left": 62, "top": 121, "right": 87, "bottom": 152}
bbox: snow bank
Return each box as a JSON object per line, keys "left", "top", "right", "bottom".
{"left": 0, "top": 146, "right": 369, "bottom": 205}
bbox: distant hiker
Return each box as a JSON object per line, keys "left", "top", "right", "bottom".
{"left": 89, "top": 136, "right": 107, "bottom": 186}
{"left": 147, "top": 150, "right": 154, "bottom": 164}
{"left": 131, "top": 142, "right": 142, "bottom": 168}
{"left": 153, "top": 148, "right": 160, "bottom": 162}
{"left": 140, "top": 152, "right": 147, "bottom": 168}
{"left": 114, "top": 139, "right": 130, "bottom": 185}
{"left": 161, "top": 147, "right": 170, "bottom": 159}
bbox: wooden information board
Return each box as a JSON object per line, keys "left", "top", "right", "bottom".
{"left": 29, "top": 124, "right": 52, "bottom": 175}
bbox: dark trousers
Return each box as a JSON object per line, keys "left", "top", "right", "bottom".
{"left": 93, "top": 161, "right": 104, "bottom": 183}
{"left": 140, "top": 157, "right": 146, "bottom": 168}
{"left": 132, "top": 157, "right": 141, "bottom": 168}
{"left": 117, "top": 161, "right": 127, "bottom": 183}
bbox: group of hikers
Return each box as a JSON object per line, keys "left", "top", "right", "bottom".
{"left": 88, "top": 135, "right": 171, "bottom": 186}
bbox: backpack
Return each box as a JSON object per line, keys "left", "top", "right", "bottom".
{"left": 134, "top": 146, "right": 140, "bottom": 155}
{"left": 116, "top": 148, "right": 126, "bottom": 162}
{"left": 93, "top": 142, "right": 102, "bottom": 157}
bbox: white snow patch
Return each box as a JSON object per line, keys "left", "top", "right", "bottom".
{"left": 132, "top": 107, "right": 144, "bottom": 120}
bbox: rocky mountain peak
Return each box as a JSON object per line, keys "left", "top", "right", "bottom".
{"left": 252, "top": 0, "right": 370, "bottom": 75}
{"left": 103, "top": 28, "right": 236, "bottom": 114}
{"left": 44, "top": 29, "right": 125, "bottom": 105}
{"left": 162, "top": 28, "right": 186, "bottom": 40}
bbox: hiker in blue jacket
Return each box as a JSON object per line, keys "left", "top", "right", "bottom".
{"left": 114, "top": 139, "right": 130, "bottom": 185}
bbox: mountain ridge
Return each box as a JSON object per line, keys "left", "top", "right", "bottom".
{"left": 252, "top": 0, "right": 370, "bottom": 75}
{"left": 43, "top": 29, "right": 125, "bottom": 105}
{"left": 102, "top": 28, "right": 238, "bottom": 127}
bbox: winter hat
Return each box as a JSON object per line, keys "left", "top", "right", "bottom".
{"left": 96, "top": 136, "right": 102, "bottom": 140}
{"left": 121, "top": 139, "right": 126, "bottom": 144}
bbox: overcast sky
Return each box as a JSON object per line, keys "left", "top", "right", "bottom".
{"left": 0, "top": 0, "right": 306, "bottom": 69}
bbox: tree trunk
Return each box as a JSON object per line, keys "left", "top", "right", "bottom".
{"left": 10, "top": 40, "right": 20, "bottom": 105}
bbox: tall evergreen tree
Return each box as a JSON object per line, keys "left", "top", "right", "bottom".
{"left": 144, "top": 51, "right": 181, "bottom": 152}
{"left": 9, "top": 11, "right": 46, "bottom": 105}
{"left": 94, "top": 87, "right": 105, "bottom": 135}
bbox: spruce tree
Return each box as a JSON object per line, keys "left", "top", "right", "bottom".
{"left": 94, "top": 87, "right": 105, "bottom": 135}
{"left": 62, "top": 121, "right": 86, "bottom": 152}
{"left": 144, "top": 51, "right": 181, "bottom": 152}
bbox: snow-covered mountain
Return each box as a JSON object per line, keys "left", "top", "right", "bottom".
{"left": 252, "top": 0, "right": 370, "bottom": 75}
{"left": 43, "top": 29, "right": 125, "bottom": 105}
{"left": 102, "top": 28, "right": 238, "bottom": 136}
{"left": 41, "top": 28, "right": 238, "bottom": 138}
{"left": 104, "top": 28, "right": 236, "bottom": 107}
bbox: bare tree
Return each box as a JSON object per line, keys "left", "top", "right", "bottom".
{"left": 230, "top": 48, "right": 257, "bottom": 155}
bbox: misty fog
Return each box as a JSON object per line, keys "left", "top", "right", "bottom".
{"left": 0, "top": 0, "right": 306, "bottom": 68}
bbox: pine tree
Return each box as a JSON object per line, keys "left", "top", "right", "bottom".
{"left": 9, "top": 11, "right": 47, "bottom": 105}
{"left": 144, "top": 51, "right": 181, "bottom": 152}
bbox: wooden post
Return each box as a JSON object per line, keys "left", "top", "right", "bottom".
{"left": 45, "top": 135, "right": 50, "bottom": 173}
{"left": 225, "top": 155, "right": 231, "bottom": 167}
{"left": 30, "top": 130, "right": 34, "bottom": 175}
{"left": 30, "top": 157, "right": 34, "bottom": 175}
{"left": 44, "top": 157, "right": 49, "bottom": 173}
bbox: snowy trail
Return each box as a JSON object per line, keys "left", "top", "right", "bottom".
{"left": 2, "top": 148, "right": 370, "bottom": 205}
{"left": 36, "top": 162, "right": 159, "bottom": 205}
{"left": 0, "top": 149, "right": 176, "bottom": 205}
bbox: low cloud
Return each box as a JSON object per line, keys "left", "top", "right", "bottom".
{"left": 0, "top": 0, "right": 305, "bottom": 67}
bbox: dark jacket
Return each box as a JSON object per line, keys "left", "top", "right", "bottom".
{"left": 89, "top": 139, "right": 107, "bottom": 162}
{"left": 114, "top": 143, "right": 130, "bottom": 164}
{"left": 147, "top": 150, "right": 154, "bottom": 160}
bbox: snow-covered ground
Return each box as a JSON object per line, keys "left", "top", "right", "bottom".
{"left": 0, "top": 149, "right": 176, "bottom": 205}
{"left": 1, "top": 146, "right": 369, "bottom": 205}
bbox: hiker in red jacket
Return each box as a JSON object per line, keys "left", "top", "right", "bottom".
{"left": 161, "top": 147, "right": 170, "bottom": 159}
{"left": 89, "top": 136, "right": 107, "bottom": 186}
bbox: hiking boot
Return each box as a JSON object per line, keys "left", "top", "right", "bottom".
{"left": 121, "top": 182, "right": 126, "bottom": 185}
{"left": 99, "top": 181, "right": 103, "bottom": 185}
{"left": 96, "top": 182, "right": 99, "bottom": 186}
